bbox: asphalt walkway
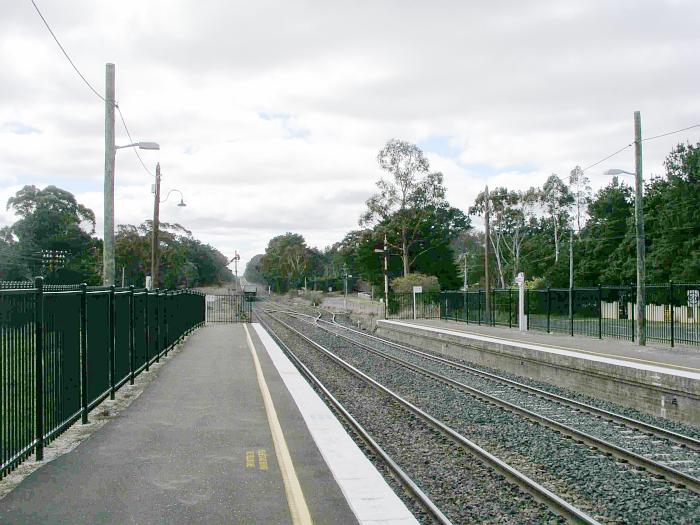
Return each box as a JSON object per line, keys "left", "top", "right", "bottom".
{"left": 0, "top": 324, "right": 357, "bottom": 524}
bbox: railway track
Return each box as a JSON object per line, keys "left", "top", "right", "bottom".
{"left": 256, "top": 302, "right": 700, "bottom": 523}
{"left": 256, "top": 306, "right": 597, "bottom": 524}
{"left": 314, "top": 311, "right": 700, "bottom": 491}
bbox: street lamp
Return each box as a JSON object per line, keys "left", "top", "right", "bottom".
{"left": 104, "top": 140, "right": 160, "bottom": 286}
{"left": 603, "top": 111, "right": 645, "bottom": 345}
{"left": 150, "top": 162, "right": 186, "bottom": 289}
{"left": 115, "top": 142, "right": 161, "bottom": 150}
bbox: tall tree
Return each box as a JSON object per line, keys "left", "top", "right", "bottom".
{"left": 568, "top": 165, "right": 592, "bottom": 232}
{"left": 360, "top": 139, "right": 447, "bottom": 276}
{"left": 540, "top": 174, "right": 574, "bottom": 264}
{"left": 5, "top": 185, "right": 100, "bottom": 283}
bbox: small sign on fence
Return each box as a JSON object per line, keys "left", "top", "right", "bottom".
{"left": 689, "top": 290, "right": 699, "bottom": 307}
{"left": 413, "top": 286, "right": 423, "bottom": 294}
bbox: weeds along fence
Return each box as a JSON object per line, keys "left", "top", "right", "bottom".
{"left": 440, "top": 282, "right": 700, "bottom": 347}
{"left": 0, "top": 278, "right": 206, "bottom": 479}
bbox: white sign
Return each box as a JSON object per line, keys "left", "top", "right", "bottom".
{"left": 689, "top": 290, "right": 699, "bottom": 307}
{"left": 413, "top": 286, "right": 423, "bottom": 293}
{"left": 515, "top": 272, "right": 525, "bottom": 285}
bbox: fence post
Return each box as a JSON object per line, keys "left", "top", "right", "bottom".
{"left": 163, "top": 290, "right": 169, "bottom": 356}
{"left": 129, "top": 285, "right": 135, "bottom": 385}
{"left": 669, "top": 280, "right": 674, "bottom": 348}
{"left": 546, "top": 286, "right": 551, "bottom": 333}
{"left": 145, "top": 290, "right": 150, "bottom": 371}
{"left": 491, "top": 288, "right": 496, "bottom": 326}
{"left": 478, "top": 289, "right": 481, "bottom": 325}
{"left": 109, "top": 285, "right": 116, "bottom": 400}
{"left": 155, "top": 288, "right": 161, "bottom": 362}
{"left": 508, "top": 289, "right": 512, "bottom": 328}
{"left": 465, "top": 291, "right": 469, "bottom": 324}
{"left": 34, "top": 276, "right": 44, "bottom": 461}
{"left": 80, "top": 283, "right": 89, "bottom": 423}
{"left": 570, "top": 287, "right": 574, "bottom": 337}
{"left": 526, "top": 288, "right": 530, "bottom": 330}
{"left": 598, "top": 284, "right": 602, "bottom": 339}
{"left": 630, "top": 285, "right": 635, "bottom": 342}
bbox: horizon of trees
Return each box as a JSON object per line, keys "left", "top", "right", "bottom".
{"left": 248, "top": 140, "right": 700, "bottom": 292}
{"left": 0, "top": 185, "right": 233, "bottom": 287}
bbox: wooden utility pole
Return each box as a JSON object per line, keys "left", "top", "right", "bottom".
{"left": 634, "top": 111, "right": 646, "bottom": 346}
{"left": 103, "top": 63, "right": 116, "bottom": 285}
{"left": 484, "top": 185, "right": 491, "bottom": 323}
{"left": 151, "top": 163, "right": 161, "bottom": 288}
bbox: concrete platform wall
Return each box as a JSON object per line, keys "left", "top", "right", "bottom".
{"left": 376, "top": 321, "right": 700, "bottom": 427}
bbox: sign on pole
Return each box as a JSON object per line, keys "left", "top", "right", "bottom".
{"left": 412, "top": 286, "right": 422, "bottom": 320}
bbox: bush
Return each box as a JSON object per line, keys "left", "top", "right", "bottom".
{"left": 390, "top": 273, "right": 440, "bottom": 293}
{"left": 301, "top": 290, "right": 323, "bottom": 306}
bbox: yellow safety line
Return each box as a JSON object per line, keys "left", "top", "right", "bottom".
{"left": 243, "top": 324, "right": 313, "bottom": 525}
{"left": 401, "top": 320, "right": 700, "bottom": 373}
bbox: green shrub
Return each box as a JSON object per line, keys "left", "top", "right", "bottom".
{"left": 390, "top": 273, "right": 440, "bottom": 293}
{"left": 301, "top": 290, "right": 323, "bottom": 306}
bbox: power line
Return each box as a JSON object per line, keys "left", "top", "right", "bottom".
{"left": 582, "top": 144, "right": 633, "bottom": 173}
{"left": 643, "top": 124, "right": 700, "bottom": 142}
{"left": 28, "top": 0, "right": 156, "bottom": 179}
{"left": 28, "top": 0, "right": 105, "bottom": 102}
{"left": 116, "top": 105, "right": 155, "bottom": 177}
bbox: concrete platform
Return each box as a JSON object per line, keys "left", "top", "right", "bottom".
{"left": 376, "top": 319, "right": 700, "bottom": 427}
{"left": 0, "top": 323, "right": 416, "bottom": 524}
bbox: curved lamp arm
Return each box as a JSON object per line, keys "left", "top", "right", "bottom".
{"left": 160, "top": 189, "right": 186, "bottom": 206}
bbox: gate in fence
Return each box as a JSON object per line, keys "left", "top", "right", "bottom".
{"left": 205, "top": 294, "right": 251, "bottom": 323}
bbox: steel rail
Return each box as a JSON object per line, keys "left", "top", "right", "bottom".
{"left": 324, "top": 313, "right": 700, "bottom": 452}
{"left": 308, "top": 316, "right": 700, "bottom": 493}
{"left": 255, "top": 311, "right": 453, "bottom": 525}
{"left": 260, "top": 309, "right": 599, "bottom": 525}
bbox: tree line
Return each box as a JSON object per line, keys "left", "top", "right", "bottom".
{"left": 0, "top": 185, "right": 233, "bottom": 287}
{"left": 248, "top": 140, "right": 700, "bottom": 292}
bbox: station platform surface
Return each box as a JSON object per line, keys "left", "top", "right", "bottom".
{"left": 0, "top": 323, "right": 416, "bottom": 524}
{"left": 380, "top": 318, "right": 700, "bottom": 377}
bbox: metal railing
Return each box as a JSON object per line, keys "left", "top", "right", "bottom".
{"left": 0, "top": 278, "right": 206, "bottom": 479}
{"left": 439, "top": 282, "right": 699, "bottom": 347}
{"left": 387, "top": 292, "right": 442, "bottom": 320}
{"left": 205, "top": 294, "right": 251, "bottom": 323}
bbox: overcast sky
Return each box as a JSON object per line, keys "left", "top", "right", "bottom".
{"left": 1, "top": 0, "right": 699, "bottom": 272}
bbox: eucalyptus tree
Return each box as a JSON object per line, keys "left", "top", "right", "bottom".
{"left": 540, "top": 174, "right": 574, "bottom": 264}
{"left": 360, "top": 139, "right": 447, "bottom": 276}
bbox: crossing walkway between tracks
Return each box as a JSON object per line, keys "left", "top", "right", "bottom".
{"left": 0, "top": 323, "right": 415, "bottom": 524}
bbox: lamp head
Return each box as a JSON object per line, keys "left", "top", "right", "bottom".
{"left": 138, "top": 142, "right": 160, "bottom": 150}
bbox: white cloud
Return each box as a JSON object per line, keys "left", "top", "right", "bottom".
{"left": 1, "top": 0, "right": 699, "bottom": 271}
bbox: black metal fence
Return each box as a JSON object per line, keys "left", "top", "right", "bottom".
{"left": 387, "top": 292, "right": 442, "bottom": 320}
{"left": 205, "top": 294, "right": 251, "bottom": 323}
{"left": 1, "top": 279, "right": 206, "bottom": 479}
{"left": 439, "top": 282, "right": 700, "bottom": 347}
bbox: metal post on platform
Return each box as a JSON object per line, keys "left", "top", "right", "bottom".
{"left": 547, "top": 287, "right": 551, "bottom": 333}
{"left": 80, "top": 283, "right": 89, "bottom": 423}
{"left": 109, "top": 285, "right": 116, "bottom": 400}
{"left": 517, "top": 272, "right": 525, "bottom": 331}
{"left": 129, "top": 285, "right": 135, "bottom": 385}
{"left": 598, "top": 284, "right": 602, "bottom": 339}
{"left": 145, "top": 291, "right": 150, "bottom": 371}
{"left": 570, "top": 287, "right": 575, "bottom": 337}
{"left": 478, "top": 289, "right": 482, "bottom": 325}
{"left": 508, "top": 289, "right": 512, "bottom": 328}
{"left": 34, "top": 276, "right": 44, "bottom": 461}
{"left": 155, "top": 289, "right": 160, "bottom": 362}
{"left": 669, "top": 280, "right": 674, "bottom": 348}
